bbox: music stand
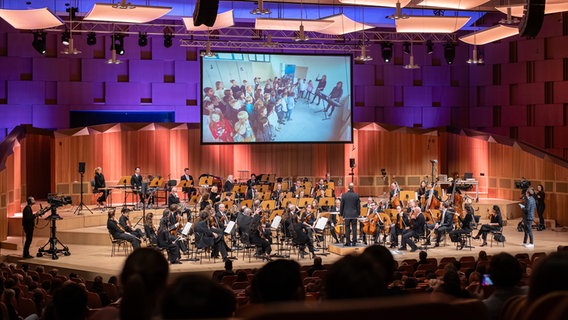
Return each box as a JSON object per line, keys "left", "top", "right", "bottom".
{"left": 270, "top": 215, "right": 289, "bottom": 258}
{"left": 177, "top": 180, "right": 191, "bottom": 201}
{"left": 73, "top": 172, "right": 93, "bottom": 215}
{"left": 318, "top": 197, "right": 334, "bottom": 210}
{"left": 314, "top": 213, "right": 330, "bottom": 256}
{"left": 117, "top": 176, "right": 132, "bottom": 208}
{"left": 297, "top": 197, "right": 313, "bottom": 208}
{"left": 261, "top": 200, "right": 275, "bottom": 211}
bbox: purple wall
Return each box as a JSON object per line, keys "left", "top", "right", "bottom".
{"left": 0, "top": 15, "right": 567, "bottom": 157}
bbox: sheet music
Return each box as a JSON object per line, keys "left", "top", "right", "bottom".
{"left": 271, "top": 215, "right": 282, "bottom": 229}
{"left": 315, "top": 217, "right": 328, "bottom": 230}
{"left": 181, "top": 222, "right": 192, "bottom": 236}
{"left": 224, "top": 221, "right": 235, "bottom": 234}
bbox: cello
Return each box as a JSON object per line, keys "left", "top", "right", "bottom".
{"left": 390, "top": 178, "right": 403, "bottom": 208}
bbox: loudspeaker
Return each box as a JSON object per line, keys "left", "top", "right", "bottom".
{"left": 349, "top": 158, "right": 356, "bottom": 169}
{"left": 193, "top": 0, "right": 219, "bottom": 27}
{"left": 78, "top": 162, "right": 85, "bottom": 174}
{"left": 519, "top": 0, "right": 545, "bottom": 38}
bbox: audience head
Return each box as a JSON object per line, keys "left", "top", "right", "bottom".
{"left": 489, "top": 252, "right": 522, "bottom": 289}
{"left": 362, "top": 245, "right": 396, "bottom": 284}
{"left": 325, "top": 254, "right": 386, "bottom": 300}
{"left": 120, "top": 248, "right": 169, "bottom": 320}
{"left": 52, "top": 281, "right": 88, "bottom": 320}
{"left": 250, "top": 259, "right": 303, "bottom": 304}
{"left": 528, "top": 251, "right": 568, "bottom": 302}
{"left": 419, "top": 250, "right": 427, "bottom": 262}
{"left": 313, "top": 256, "right": 323, "bottom": 267}
{"left": 224, "top": 259, "right": 233, "bottom": 271}
{"left": 160, "top": 275, "right": 236, "bottom": 319}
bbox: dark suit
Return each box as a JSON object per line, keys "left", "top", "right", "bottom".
{"left": 245, "top": 188, "right": 257, "bottom": 200}
{"left": 94, "top": 172, "right": 108, "bottom": 203}
{"left": 292, "top": 220, "right": 314, "bottom": 255}
{"left": 180, "top": 174, "right": 195, "bottom": 197}
{"left": 401, "top": 213, "right": 425, "bottom": 251}
{"left": 449, "top": 209, "right": 474, "bottom": 243}
{"left": 22, "top": 204, "right": 36, "bottom": 257}
{"left": 107, "top": 219, "right": 141, "bottom": 249}
{"left": 119, "top": 215, "right": 144, "bottom": 239}
{"left": 434, "top": 208, "right": 454, "bottom": 244}
{"left": 157, "top": 227, "right": 180, "bottom": 263}
{"left": 131, "top": 173, "right": 143, "bottom": 203}
{"left": 223, "top": 179, "right": 234, "bottom": 193}
{"left": 194, "top": 220, "right": 228, "bottom": 260}
{"left": 168, "top": 193, "right": 181, "bottom": 206}
{"left": 340, "top": 189, "right": 360, "bottom": 245}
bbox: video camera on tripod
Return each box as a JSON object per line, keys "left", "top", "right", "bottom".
{"left": 44, "top": 194, "right": 72, "bottom": 220}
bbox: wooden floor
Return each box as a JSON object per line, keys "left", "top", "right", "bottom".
{"left": 1, "top": 199, "right": 567, "bottom": 281}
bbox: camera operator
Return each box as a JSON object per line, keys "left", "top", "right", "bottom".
{"left": 22, "top": 197, "right": 45, "bottom": 258}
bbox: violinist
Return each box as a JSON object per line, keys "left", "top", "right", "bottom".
{"left": 473, "top": 205, "right": 503, "bottom": 247}
{"left": 289, "top": 179, "right": 303, "bottom": 195}
{"left": 245, "top": 184, "right": 258, "bottom": 200}
{"left": 236, "top": 207, "right": 253, "bottom": 243}
{"left": 313, "top": 178, "right": 326, "bottom": 197}
{"left": 107, "top": 209, "right": 141, "bottom": 249}
{"left": 215, "top": 203, "right": 229, "bottom": 230}
{"left": 119, "top": 208, "right": 144, "bottom": 239}
{"left": 144, "top": 212, "right": 158, "bottom": 246}
{"left": 271, "top": 183, "right": 285, "bottom": 207}
{"left": 449, "top": 202, "right": 474, "bottom": 250}
{"left": 301, "top": 204, "right": 316, "bottom": 240}
{"left": 400, "top": 207, "right": 425, "bottom": 252}
{"left": 249, "top": 214, "right": 272, "bottom": 259}
{"left": 432, "top": 202, "right": 455, "bottom": 247}
{"left": 157, "top": 219, "right": 182, "bottom": 264}
{"left": 168, "top": 187, "right": 190, "bottom": 218}
{"left": 290, "top": 213, "right": 316, "bottom": 259}
{"left": 389, "top": 205, "right": 408, "bottom": 248}
{"left": 194, "top": 210, "right": 229, "bottom": 262}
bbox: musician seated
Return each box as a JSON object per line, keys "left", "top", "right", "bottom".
{"left": 144, "top": 212, "right": 158, "bottom": 246}
{"left": 389, "top": 206, "right": 408, "bottom": 248}
{"left": 249, "top": 214, "right": 272, "bottom": 259}
{"left": 432, "top": 202, "right": 455, "bottom": 247}
{"left": 168, "top": 187, "right": 190, "bottom": 217}
{"left": 290, "top": 214, "right": 315, "bottom": 259}
{"left": 157, "top": 219, "right": 182, "bottom": 264}
{"left": 119, "top": 208, "right": 144, "bottom": 239}
{"left": 210, "top": 185, "right": 221, "bottom": 205}
{"left": 94, "top": 167, "right": 109, "bottom": 206}
{"left": 473, "top": 205, "right": 503, "bottom": 247}
{"left": 399, "top": 207, "right": 425, "bottom": 252}
{"left": 449, "top": 203, "right": 475, "bottom": 250}
{"left": 131, "top": 167, "right": 144, "bottom": 207}
{"left": 194, "top": 211, "right": 229, "bottom": 262}
{"left": 107, "top": 209, "right": 141, "bottom": 249}
{"left": 245, "top": 184, "right": 258, "bottom": 200}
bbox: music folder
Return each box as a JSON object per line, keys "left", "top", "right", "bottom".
{"left": 181, "top": 222, "right": 192, "bottom": 236}
{"left": 315, "top": 217, "right": 328, "bottom": 230}
{"left": 224, "top": 221, "right": 236, "bottom": 234}
{"left": 271, "top": 215, "right": 282, "bottom": 229}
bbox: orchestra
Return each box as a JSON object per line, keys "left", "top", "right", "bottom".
{"left": 92, "top": 167, "right": 509, "bottom": 264}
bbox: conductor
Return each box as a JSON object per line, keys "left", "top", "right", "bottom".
{"left": 340, "top": 183, "right": 360, "bottom": 247}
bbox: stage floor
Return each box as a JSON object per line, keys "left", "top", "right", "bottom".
{"left": 1, "top": 200, "right": 567, "bottom": 281}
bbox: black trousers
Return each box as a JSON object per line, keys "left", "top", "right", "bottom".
{"left": 23, "top": 226, "right": 34, "bottom": 256}
{"left": 345, "top": 218, "right": 358, "bottom": 245}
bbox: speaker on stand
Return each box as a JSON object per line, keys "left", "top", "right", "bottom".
{"left": 349, "top": 158, "right": 356, "bottom": 183}
{"left": 519, "top": 0, "right": 546, "bottom": 38}
{"left": 73, "top": 162, "right": 93, "bottom": 215}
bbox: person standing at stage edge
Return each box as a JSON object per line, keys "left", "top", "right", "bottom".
{"left": 340, "top": 183, "right": 361, "bottom": 247}
{"left": 22, "top": 196, "right": 42, "bottom": 258}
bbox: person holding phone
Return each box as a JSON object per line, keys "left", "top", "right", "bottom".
{"left": 483, "top": 253, "right": 527, "bottom": 320}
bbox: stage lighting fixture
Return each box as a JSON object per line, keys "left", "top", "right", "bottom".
{"left": 402, "top": 41, "right": 410, "bottom": 54}
{"left": 110, "top": 34, "right": 125, "bottom": 55}
{"left": 138, "top": 32, "right": 148, "bottom": 47}
{"left": 61, "top": 30, "right": 70, "bottom": 46}
{"left": 32, "top": 32, "right": 46, "bottom": 55}
{"left": 163, "top": 32, "right": 173, "bottom": 48}
{"left": 444, "top": 42, "right": 456, "bottom": 65}
{"left": 426, "top": 40, "right": 434, "bottom": 54}
{"left": 87, "top": 32, "right": 97, "bottom": 46}
{"left": 380, "top": 41, "right": 393, "bottom": 63}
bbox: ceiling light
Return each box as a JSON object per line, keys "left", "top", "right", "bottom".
{"left": 354, "top": 46, "right": 373, "bottom": 62}
{"left": 200, "top": 41, "right": 217, "bottom": 57}
{"left": 444, "top": 42, "right": 456, "bottom": 65}
{"left": 403, "top": 42, "right": 419, "bottom": 69}
{"left": 388, "top": 1, "right": 409, "bottom": 20}
{"left": 138, "top": 32, "right": 148, "bottom": 47}
{"left": 380, "top": 42, "right": 393, "bottom": 63}
{"left": 416, "top": 0, "right": 489, "bottom": 10}
{"left": 87, "top": 32, "right": 97, "bottom": 46}
{"left": 163, "top": 32, "right": 173, "bottom": 48}
{"left": 107, "top": 49, "right": 122, "bottom": 64}
{"left": 499, "top": 7, "right": 520, "bottom": 25}
{"left": 110, "top": 34, "right": 125, "bottom": 55}
{"left": 467, "top": 46, "right": 483, "bottom": 64}
{"left": 295, "top": 24, "right": 309, "bottom": 42}
{"left": 403, "top": 41, "right": 410, "bottom": 54}
{"left": 32, "top": 31, "right": 46, "bottom": 55}
{"left": 61, "top": 38, "right": 82, "bottom": 55}
{"left": 61, "top": 30, "right": 70, "bottom": 46}
{"left": 426, "top": 40, "right": 434, "bottom": 54}
{"left": 251, "top": 0, "right": 271, "bottom": 15}
{"left": 112, "top": 0, "right": 136, "bottom": 10}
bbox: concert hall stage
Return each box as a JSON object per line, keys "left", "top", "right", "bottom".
{"left": 1, "top": 200, "right": 565, "bottom": 281}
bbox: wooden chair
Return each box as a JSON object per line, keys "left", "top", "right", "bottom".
{"left": 499, "top": 295, "right": 527, "bottom": 320}
{"left": 109, "top": 234, "right": 130, "bottom": 257}
{"left": 102, "top": 282, "right": 120, "bottom": 302}
{"left": 523, "top": 291, "right": 568, "bottom": 320}
{"left": 241, "top": 200, "right": 253, "bottom": 209}
{"left": 312, "top": 270, "right": 328, "bottom": 280}
{"left": 86, "top": 291, "right": 103, "bottom": 309}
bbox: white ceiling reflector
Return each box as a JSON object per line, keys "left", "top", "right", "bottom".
{"left": 396, "top": 16, "right": 470, "bottom": 33}
{"left": 0, "top": 8, "right": 63, "bottom": 30}
{"left": 183, "top": 10, "right": 234, "bottom": 31}
{"left": 417, "top": 0, "right": 489, "bottom": 10}
{"left": 84, "top": 3, "right": 172, "bottom": 24}
{"left": 317, "top": 14, "right": 375, "bottom": 35}
{"left": 255, "top": 18, "right": 334, "bottom": 32}
{"left": 459, "top": 24, "right": 519, "bottom": 45}
{"left": 338, "top": 0, "right": 411, "bottom": 7}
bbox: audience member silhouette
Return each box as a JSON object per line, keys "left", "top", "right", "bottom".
{"left": 249, "top": 259, "right": 304, "bottom": 304}
{"left": 51, "top": 281, "right": 88, "bottom": 320}
{"left": 160, "top": 274, "right": 236, "bottom": 319}
{"left": 307, "top": 256, "right": 326, "bottom": 277}
{"left": 483, "top": 252, "right": 526, "bottom": 320}
{"left": 528, "top": 251, "right": 568, "bottom": 302}
{"left": 324, "top": 254, "right": 386, "bottom": 300}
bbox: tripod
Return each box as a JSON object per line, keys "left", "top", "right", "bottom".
{"left": 73, "top": 172, "right": 93, "bottom": 215}
{"left": 37, "top": 208, "right": 70, "bottom": 260}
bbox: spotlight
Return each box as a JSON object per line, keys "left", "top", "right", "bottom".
{"left": 294, "top": 24, "right": 309, "bottom": 42}
{"left": 86, "top": 32, "right": 97, "bottom": 46}
{"left": 61, "top": 30, "right": 70, "bottom": 46}
{"left": 426, "top": 40, "right": 434, "bottom": 54}
{"left": 380, "top": 41, "right": 393, "bottom": 63}
{"left": 444, "top": 42, "right": 456, "bottom": 65}
{"left": 251, "top": 0, "right": 271, "bottom": 15}
{"left": 403, "top": 41, "right": 410, "bottom": 54}
{"left": 32, "top": 31, "right": 46, "bottom": 55}
{"left": 138, "top": 32, "right": 148, "bottom": 47}
{"left": 163, "top": 33, "right": 173, "bottom": 48}
{"left": 110, "top": 34, "right": 125, "bottom": 55}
